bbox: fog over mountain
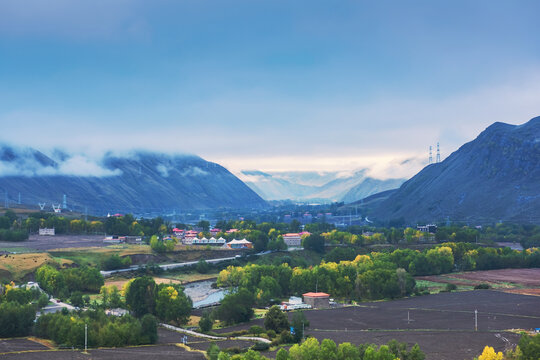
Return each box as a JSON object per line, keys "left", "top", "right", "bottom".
{"left": 239, "top": 169, "right": 405, "bottom": 203}
{"left": 0, "top": 145, "right": 267, "bottom": 214}
{"left": 368, "top": 116, "right": 540, "bottom": 224}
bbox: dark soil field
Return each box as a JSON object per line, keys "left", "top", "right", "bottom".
{"left": 0, "top": 328, "right": 206, "bottom": 359}
{"left": 418, "top": 268, "right": 540, "bottom": 288}
{"left": 0, "top": 344, "right": 204, "bottom": 359}
{"left": 0, "top": 338, "right": 49, "bottom": 353}
{"left": 218, "top": 290, "right": 540, "bottom": 360}
{"left": 0, "top": 234, "right": 108, "bottom": 251}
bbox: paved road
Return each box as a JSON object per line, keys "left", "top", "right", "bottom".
{"left": 100, "top": 251, "right": 272, "bottom": 277}
{"left": 100, "top": 255, "right": 240, "bottom": 277}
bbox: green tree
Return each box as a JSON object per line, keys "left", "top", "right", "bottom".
{"left": 291, "top": 311, "right": 309, "bottom": 343}
{"left": 302, "top": 233, "right": 325, "bottom": 253}
{"left": 199, "top": 311, "right": 214, "bottom": 332}
{"left": 0, "top": 302, "right": 36, "bottom": 337}
{"left": 320, "top": 339, "right": 338, "bottom": 360}
{"left": 264, "top": 305, "right": 289, "bottom": 333}
{"left": 155, "top": 284, "right": 192, "bottom": 325}
{"left": 125, "top": 276, "right": 157, "bottom": 317}
{"left": 216, "top": 288, "right": 254, "bottom": 325}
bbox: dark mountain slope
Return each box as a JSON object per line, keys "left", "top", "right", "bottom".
{"left": 371, "top": 116, "right": 540, "bottom": 224}
{"left": 0, "top": 148, "right": 267, "bottom": 214}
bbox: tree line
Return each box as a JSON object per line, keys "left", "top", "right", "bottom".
{"left": 35, "top": 310, "right": 157, "bottom": 348}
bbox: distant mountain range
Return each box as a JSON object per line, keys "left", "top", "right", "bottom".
{"left": 361, "top": 116, "right": 540, "bottom": 224}
{"left": 239, "top": 170, "right": 405, "bottom": 203}
{"left": 0, "top": 145, "right": 267, "bottom": 215}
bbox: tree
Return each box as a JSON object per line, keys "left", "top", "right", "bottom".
{"left": 207, "top": 343, "right": 220, "bottom": 360}
{"left": 196, "top": 259, "right": 210, "bottom": 274}
{"left": 197, "top": 220, "right": 210, "bottom": 232}
{"left": 140, "top": 314, "right": 158, "bottom": 344}
{"left": 0, "top": 302, "right": 36, "bottom": 337}
{"left": 125, "top": 276, "right": 157, "bottom": 317}
{"left": 264, "top": 305, "right": 289, "bottom": 333}
{"left": 199, "top": 311, "right": 214, "bottom": 333}
{"left": 291, "top": 311, "right": 309, "bottom": 343}
{"left": 518, "top": 334, "right": 540, "bottom": 360}
{"left": 302, "top": 233, "right": 325, "bottom": 253}
{"left": 216, "top": 288, "right": 254, "bottom": 325}
{"left": 276, "top": 348, "right": 290, "bottom": 360}
{"left": 477, "top": 346, "right": 503, "bottom": 360}
{"left": 155, "top": 284, "right": 192, "bottom": 325}
{"left": 320, "top": 339, "right": 338, "bottom": 360}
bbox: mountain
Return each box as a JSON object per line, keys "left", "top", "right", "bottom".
{"left": 370, "top": 116, "right": 540, "bottom": 224}
{"left": 341, "top": 178, "right": 405, "bottom": 204}
{"left": 0, "top": 145, "right": 267, "bottom": 215}
{"left": 239, "top": 170, "right": 404, "bottom": 203}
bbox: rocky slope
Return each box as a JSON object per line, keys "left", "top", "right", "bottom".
{"left": 370, "top": 116, "right": 540, "bottom": 224}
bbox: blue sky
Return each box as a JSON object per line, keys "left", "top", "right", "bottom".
{"left": 1, "top": 0, "right": 540, "bottom": 178}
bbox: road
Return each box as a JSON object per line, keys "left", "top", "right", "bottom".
{"left": 100, "top": 255, "right": 240, "bottom": 277}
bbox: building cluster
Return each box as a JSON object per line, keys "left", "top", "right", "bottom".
{"left": 172, "top": 227, "right": 252, "bottom": 249}
{"left": 279, "top": 292, "right": 331, "bottom": 311}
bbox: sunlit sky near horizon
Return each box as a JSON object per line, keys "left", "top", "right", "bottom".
{"left": 1, "top": 1, "right": 540, "bottom": 179}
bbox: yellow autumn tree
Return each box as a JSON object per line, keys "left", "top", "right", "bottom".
{"left": 477, "top": 346, "right": 503, "bottom": 360}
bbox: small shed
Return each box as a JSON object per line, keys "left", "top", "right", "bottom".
{"left": 303, "top": 292, "right": 330, "bottom": 309}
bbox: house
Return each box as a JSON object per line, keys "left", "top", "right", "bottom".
{"left": 172, "top": 228, "right": 185, "bottom": 237}
{"left": 226, "top": 239, "right": 252, "bottom": 249}
{"left": 38, "top": 228, "right": 55, "bottom": 236}
{"left": 417, "top": 224, "right": 437, "bottom": 233}
{"left": 303, "top": 292, "right": 330, "bottom": 309}
{"left": 210, "top": 228, "right": 221, "bottom": 236}
{"left": 226, "top": 228, "right": 238, "bottom": 234}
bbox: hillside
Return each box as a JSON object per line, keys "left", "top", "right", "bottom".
{"left": 370, "top": 116, "right": 540, "bottom": 224}
{"left": 0, "top": 146, "right": 267, "bottom": 215}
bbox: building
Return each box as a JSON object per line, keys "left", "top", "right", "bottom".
{"left": 417, "top": 224, "right": 437, "bottom": 233}
{"left": 302, "top": 292, "right": 330, "bottom": 309}
{"left": 172, "top": 228, "right": 185, "bottom": 237}
{"left": 226, "top": 239, "right": 253, "bottom": 249}
{"left": 282, "top": 231, "right": 310, "bottom": 248}
{"left": 210, "top": 228, "right": 221, "bottom": 236}
{"left": 38, "top": 228, "right": 55, "bottom": 236}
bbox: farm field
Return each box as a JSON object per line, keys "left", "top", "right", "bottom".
{"left": 0, "top": 328, "right": 206, "bottom": 359}
{"left": 416, "top": 268, "right": 540, "bottom": 290}
{"left": 217, "top": 290, "right": 540, "bottom": 360}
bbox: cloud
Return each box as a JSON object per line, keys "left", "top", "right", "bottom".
{"left": 0, "top": 144, "right": 121, "bottom": 178}
{"left": 56, "top": 155, "right": 122, "bottom": 177}
{"left": 156, "top": 164, "right": 169, "bottom": 177}
{"left": 180, "top": 167, "right": 210, "bottom": 177}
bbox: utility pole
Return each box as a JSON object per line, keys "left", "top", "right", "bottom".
{"left": 474, "top": 309, "right": 478, "bottom": 331}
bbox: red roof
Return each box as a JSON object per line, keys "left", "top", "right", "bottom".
{"left": 303, "top": 292, "right": 330, "bottom": 298}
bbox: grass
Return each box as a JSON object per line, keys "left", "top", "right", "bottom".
{"left": 161, "top": 272, "right": 219, "bottom": 284}
{"left": 0, "top": 253, "right": 73, "bottom": 281}
{"left": 50, "top": 244, "right": 152, "bottom": 267}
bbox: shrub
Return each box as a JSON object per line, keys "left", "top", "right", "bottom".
{"left": 249, "top": 325, "right": 264, "bottom": 335}
{"left": 252, "top": 341, "right": 270, "bottom": 351}
{"left": 445, "top": 283, "right": 457, "bottom": 292}
{"left": 474, "top": 283, "right": 491, "bottom": 290}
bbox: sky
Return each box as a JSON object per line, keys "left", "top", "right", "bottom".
{"left": 1, "top": 0, "right": 540, "bottom": 179}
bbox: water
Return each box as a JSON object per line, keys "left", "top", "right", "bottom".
{"left": 183, "top": 280, "right": 228, "bottom": 308}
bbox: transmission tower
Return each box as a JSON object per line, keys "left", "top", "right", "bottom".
{"left": 4, "top": 191, "right": 8, "bottom": 209}
{"left": 52, "top": 204, "right": 61, "bottom": 213}
{"left": 18, "top": 193, "right": 21, "bottom": 205}
{"left": 62, "top": 194, "right": 67, "bottom": 209}
{"left": 429, "top": 146, "right": 433, "bottom": 165}
{"left": 38, "top": 202, "right": 46, "bottom": 210}
{"left": 436, "top": 142, "right": 441, "bottom": 163}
